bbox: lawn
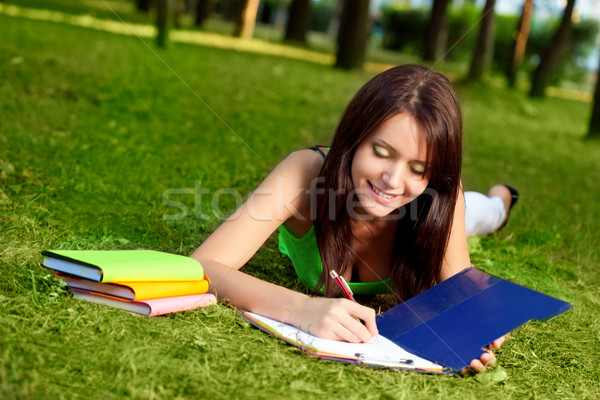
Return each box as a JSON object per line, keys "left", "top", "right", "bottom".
{"left": 1, "top": 3, "right": 599, "bottom": 400}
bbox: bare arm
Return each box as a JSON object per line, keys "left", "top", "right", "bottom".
{"left": 439, "top": 186, "right": 471, "bottom": 281}
{"left": 191, "top": 150, "right": 378, "bottom": 342}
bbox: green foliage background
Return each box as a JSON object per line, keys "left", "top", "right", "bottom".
{"left": 380, "top": 4, "right": 599, "bottom": 85}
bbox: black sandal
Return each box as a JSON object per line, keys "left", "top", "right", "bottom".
{"left": 498, "top": 184, "right": 519, "bottom": 231}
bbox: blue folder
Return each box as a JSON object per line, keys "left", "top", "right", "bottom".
{"left": 376, "top": 267, "right": 573, "bottom": 372}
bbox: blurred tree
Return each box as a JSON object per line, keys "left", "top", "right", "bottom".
{"left": 156, "top": 0, "right": 171, "bottom": 48}
{"left": 173, "top": 0, "right": 185, "bottom": 29}
{"left": 328, "top": 0, "right": 343, "bottom": 38}
{"left": 285, "top": 0, "right": 311, "bottom": 44}
{"left": 273, "top": 0, "right": 288, "bottom": 30}
{"left": 424, "top": 0, "right": 450, "bottom": 61}
{"left": 195, "top": 0, "right": 215, "bottom": 26}
{"left": 588, "top": 56, "right": 600, "bottom": 138}
{"left": 137, "top": 0, "right": 151, "bottom": 12}
{"left": 335, "top": 0, "right": 371, "bottom": 70}
{"left": 468, "top": 0, "right": 496, "bottom": 80}
{"left": 530, "top": 0, "right": 576, "bottom": 97}
{"left": 235, "top": 0, "right": 261, "bottom": 38}
{"left": 221, "top": 0, "right": 239, "bottom": 21}
{"left": 506, "top": 0, "right": 533, "bottom": 88}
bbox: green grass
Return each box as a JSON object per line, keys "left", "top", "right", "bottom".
{"left": 1, "top": 4, "right": 600, "bottom": 400}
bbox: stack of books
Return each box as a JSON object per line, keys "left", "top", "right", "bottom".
{"left": 42, "top": 250, "right": 216, "bottom": 316}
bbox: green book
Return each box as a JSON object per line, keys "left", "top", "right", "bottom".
{"left": 41, "top": 250, "right": 204, "bottom": 283}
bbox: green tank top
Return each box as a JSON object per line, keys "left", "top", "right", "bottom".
{"left": 278, "top": 224, "right": 390, "bottom": 294}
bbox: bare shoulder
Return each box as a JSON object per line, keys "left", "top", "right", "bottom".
{"left": 276, "top": 148, "right": 328, "bottom": 237}
{"left": 277, "top": 148, "right": 328, "bottom": 184}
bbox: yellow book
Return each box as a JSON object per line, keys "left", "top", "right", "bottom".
{"left": 58, "top": 273, "right": 209, "bottom": 301}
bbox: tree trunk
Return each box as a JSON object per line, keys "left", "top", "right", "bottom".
{"left": 195, "top": 0, "right": 215, "bottom": 27}
{"left": 530, "top": 0, "right": 576, "bottom": 97}
{"left": 335, "top": 0, "right": 371, "bottom": 70}
{"left": 156, "top": 0, "right": 170, "bottom": 48}
{"left": 424, "top": 0, "right": 450, "bottom": 62}
{"left": 468, "top": 0, "right": 496, "bottom": 81}
{"left": 284, "top": 0, "right": 311, "bottom": 44}
{"left": 234, "top": 0, "right": 261, "bottom": 39}
{"left": 273, "top": 0, "right": 288, "bottom": 30}
{"left": 506, "top": 0, "right": 533, "bottom": 88}
{"left": 137, "top": 0, "right": 151, "bottom": 12}
{"left": 327, "top": 0, "right": 343, "bottom": 38}
{"left": 221, "top": 0, "right": 237, "bottom": 22}
{"left": 588, "top": 52, "right": 600, "bottom": 138}
{"left": 173, "top": 0, "right": 184, "bottom": 29}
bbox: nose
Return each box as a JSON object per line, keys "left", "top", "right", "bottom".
{"left": 381, "top": 162, "right": 406, "bottom": 193}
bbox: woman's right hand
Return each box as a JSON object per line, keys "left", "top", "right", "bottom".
{"left": 295, "top": 297, "right": 379, "bottom": 343}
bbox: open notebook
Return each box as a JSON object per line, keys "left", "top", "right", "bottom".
{"left": 243, "top": 312, "right": 448, "bottom": 373}
{"left": 243, "top": 267, "right": 573, "bottom": 373}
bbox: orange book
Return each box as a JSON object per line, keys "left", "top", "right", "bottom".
{"left": 58, "top": 273, "right": 209, "bottom": 301}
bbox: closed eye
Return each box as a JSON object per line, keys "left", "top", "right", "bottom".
{"left": 409, "top": 163, "right": 427, "bottom": 176}
{"left": 373, "top": 144, "right": 391, "bottom": 159}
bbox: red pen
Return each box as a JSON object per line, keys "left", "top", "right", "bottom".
{"left": 330, "top": 270, "right": 355, "bottom": 302}
{"left": 331, "top": 270, "right": 379, "bottom": 340}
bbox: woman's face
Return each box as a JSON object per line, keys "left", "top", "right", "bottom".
{"left": 350, "top": 113, "right": 430, "bottom": 219}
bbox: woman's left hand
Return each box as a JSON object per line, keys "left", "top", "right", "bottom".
{"left": 460, "top": 335, "right": 506, "bottom": 375}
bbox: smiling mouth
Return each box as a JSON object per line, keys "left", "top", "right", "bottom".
{"left": 368, "top": 181, "right": 399, "bottom": 200}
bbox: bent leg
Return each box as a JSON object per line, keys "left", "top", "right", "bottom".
{"left": 464, "top": 191, "right": 506, "bottom": 237}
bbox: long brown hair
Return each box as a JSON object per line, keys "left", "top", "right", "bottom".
{"left": 314, "top": 64, "right": 463, "bottom": 301}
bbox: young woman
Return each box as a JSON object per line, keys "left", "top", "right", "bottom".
{"left": 191, "top": 64, "right": 517, "bottom": 373}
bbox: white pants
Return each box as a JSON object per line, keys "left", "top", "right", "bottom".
{"left": 464, "top": 191, "right": 506, "bottom": 237}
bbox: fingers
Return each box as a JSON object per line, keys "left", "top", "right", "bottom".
{"left": 469, "top": 359, "right": 486, "bottom": 374}
{"left": 331, "top": 320, "right": 367, "bottom": 343}
{"left": 459, "top": 360, "right": 485, "bottom": 376}
{"left": 491, "top": 335, "right": 506, "bottom": 349}
{"left": 481, "top": 350, "right": 497, "bottom": 368}
{"left": 460, "top": 336, "right": 505, "bottom": 375}
{"left": 326, "top": 300, "right": 378, "bottom": 343}
{"left": 304, "top": 298, "right": 377, "bottom": 343}
{"left": 338, "top": 312, "right": 374, "bottom": 343}
{"left": 459, "top": 366, "right": 472, "bottom": 375}
{"left": 345, "top": 300, "right": 379, "bottom": 338}
{"left": 462, "top": 349, "right": 497, "bottom": 375}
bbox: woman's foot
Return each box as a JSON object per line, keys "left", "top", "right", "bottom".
{"left": 487, "top": 185, "right": 519, "bottom": 230}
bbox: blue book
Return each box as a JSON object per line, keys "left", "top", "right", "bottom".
{"left": 376, "top": 267, "right": 573, "bottom": 372}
